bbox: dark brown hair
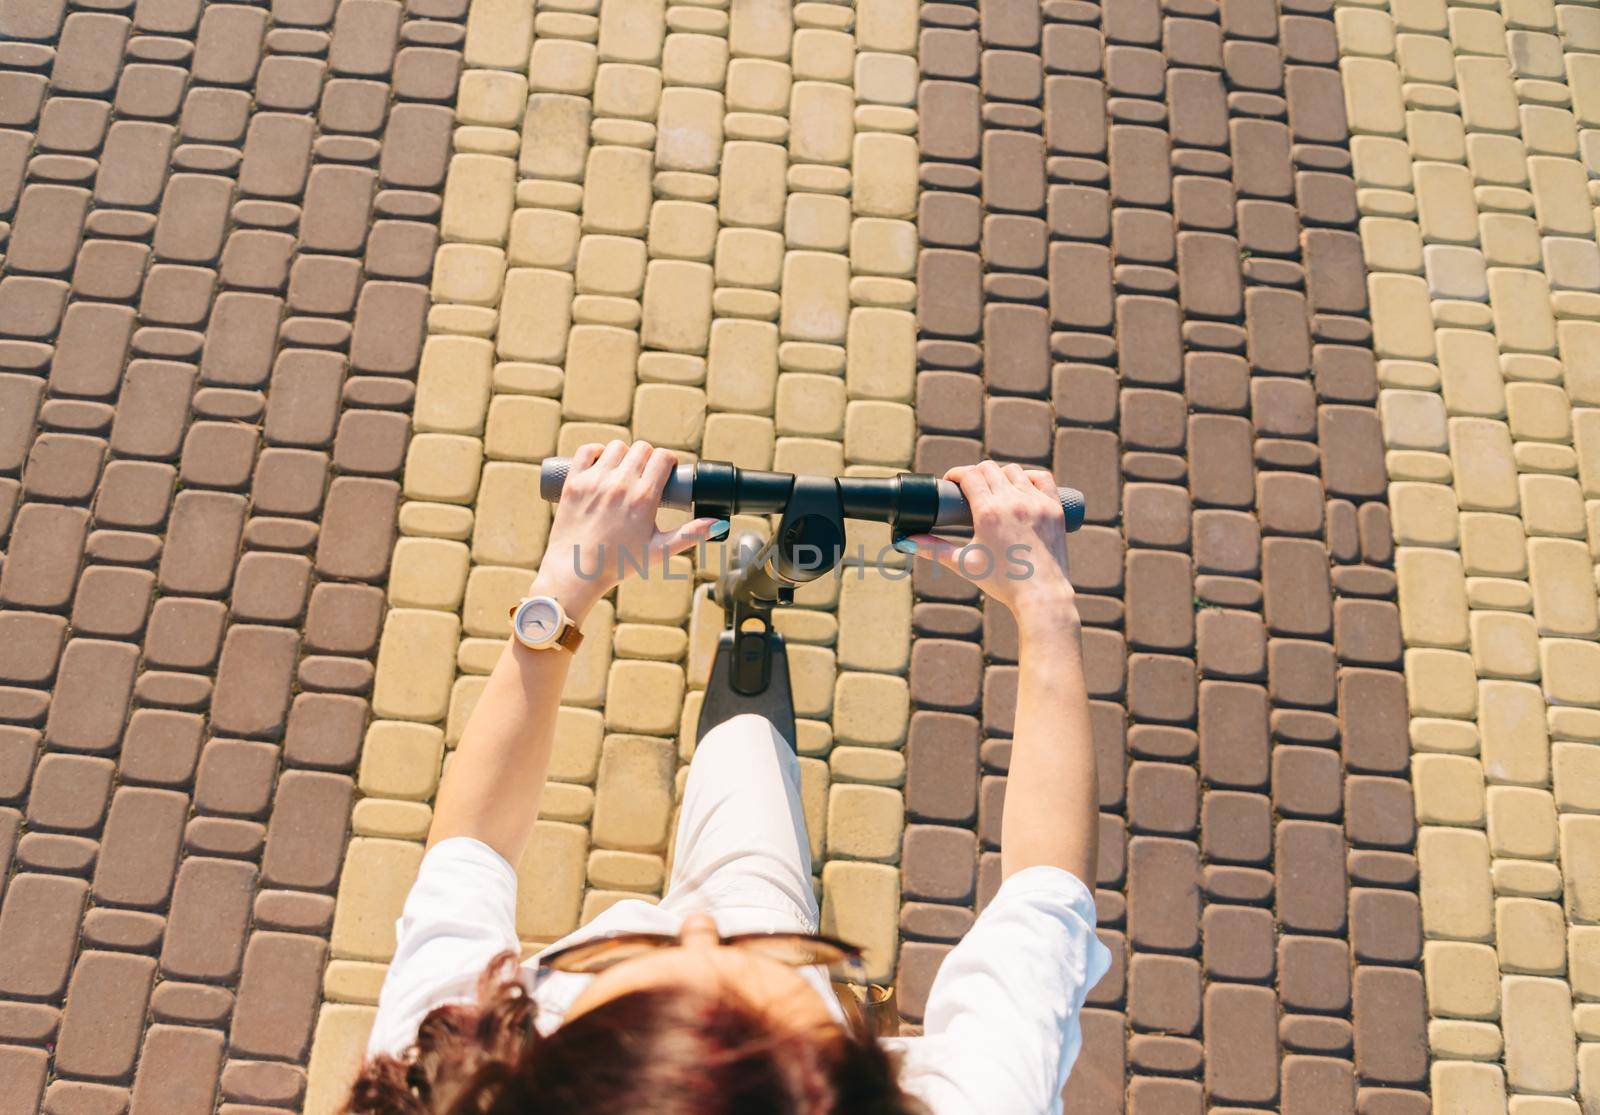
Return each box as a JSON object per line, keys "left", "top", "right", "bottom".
{"left": 345, "top": 952, "right": 926, "bottom": 1115}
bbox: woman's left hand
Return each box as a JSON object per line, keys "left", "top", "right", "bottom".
{"left": 531, "top": 440, "right": 725, "bottom": 621}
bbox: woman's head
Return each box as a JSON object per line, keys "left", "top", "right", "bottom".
{"left": 346, "top": 923, "right": 924, "bottom": 1115}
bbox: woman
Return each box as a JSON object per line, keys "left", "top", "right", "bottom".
{"left": 348, "top": 440, "right": 1109, "bottom": 1115}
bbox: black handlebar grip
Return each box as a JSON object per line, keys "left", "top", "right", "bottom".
{"left": 933, "top": 479, "right": 1085, "bottom": 532}
{"left": 539, "top": 456, "right": 696, "bottom": 508}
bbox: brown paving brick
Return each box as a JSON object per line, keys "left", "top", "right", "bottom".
{"left": 130, "top": 1023, "right": 225, "bottom": 1115}
{"left": 55, "top": 951, "right": 157, "bottom": 1080}
{"left": 93, "top": 787, "right": 186, "bottom": 909}
{"left": 0, "top": 874, "right": 88, "bottom": 999}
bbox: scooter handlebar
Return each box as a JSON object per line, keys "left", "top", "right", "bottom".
{"left": 538, "top": 457, "right": 1085, "bottom": 533}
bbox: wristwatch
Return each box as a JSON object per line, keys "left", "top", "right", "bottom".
{"left": 509, "top": 595, "right": 584, "bottom": 653}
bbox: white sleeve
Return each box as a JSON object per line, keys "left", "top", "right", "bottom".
{"left": 365, "top": 837, "right": 522, "bottom": 1059}
{"left": 890, "top": 866, "right": 1112, "bottom": 1115}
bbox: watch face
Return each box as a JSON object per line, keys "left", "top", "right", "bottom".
{"left": 515, "top": 598, "right": 562, "bottom": 645}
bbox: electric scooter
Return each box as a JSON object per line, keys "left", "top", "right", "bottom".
{"left": 539, "top": 458, "right": 1086, "bottom": 751}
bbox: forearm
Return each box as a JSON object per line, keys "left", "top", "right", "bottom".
{"left": 425, "top": 624, "right": 573, "bottom": 864}
{"left": 1000, "top": 597, "right": 1098, "bottom": 889}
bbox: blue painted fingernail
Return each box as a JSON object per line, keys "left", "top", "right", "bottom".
{"left": 892, "top": 537, "right": 920, "bottom": 554}
{"left": 707, "top": 519, "right": 730, "bottom": 541}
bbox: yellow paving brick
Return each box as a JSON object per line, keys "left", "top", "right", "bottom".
{"left": 855, "top": 0, "right": 916, "bottom": 52}
{"left": 441, "top": 154, "right": 516, "bottom": 245}
{"left": 789, "top": 642, "right": 837, "bottom": 719}
{"left": 1494, "top": 859, "right": 1565, "bottom": 901}
{"left": 519, "top": 93, "right": 592, "bottom": 182}
{"left": 1451, "top": 418, "right": 1521, "bottom": 513}
{"left": 597, "top": 0, "right": 664, "bottom": 64}
{"left": 1504, "top": 975, "right": 1579, "bottom": 1093}
{"left": 1459, "top": 55, "right": 1522, "bottom": 133}
{"left": 1521, "top": 475, "right": 1587, "bottom": 539}
{"left": 715, "top": 227, "right": 786, "bottom": 289}
{"left": 576, "top": 235, "right": 647, "bottom": 298}
{"left": 662, "top": 32, "right": 729, "bottom": 88}
{"left": 508, "top": 211, "right": 581, "bottom": 272}
{"left": 388, "top": 536, "right": 470, "bottom": 611}
{"left": 646, "top": 200, "right": 718, "bottom": 263}
{"left": 1570, "top": 814, "right": 1600, "bottom": 923}
{"left": 853, "top": 132, "right": 918, "bottom": 219}
{"left": 1553, "top": 742, "right": 1600, "bottom": 812}
{"left": 830, "top": 746, "right": 906, "bottom": 787}
{"left": 464, "top": 0, "right": 536, "bottom": 71}
{"left": 1488, "top": 786, "right": 1561, "bottom": 862}
{"left": 1425, "top": 939, "right": 1503, "bottom": 1019}
{"left": 820, "top": 860, "right": 900, "bottom": 982}
{"left": 471, "top": 462, "right": 550, "bottom": 567}
{"left": 581, "top": 145, "right": 653, "bottom": 235}
{"left": 1343, "top": 57, "right": 1407, "bottom": 135}
{"left": 1381, "top": 389, "right": 1450, "bottom": 452}
{"left": 588, "top": 849, "right": 665, "bottom": 892}
{"left": 1461, "top": 512, "right": 1530, "bottom": 578}
{"left": 728, "top": 0, "right": 793, "bottom": 61}
{"left": 1338, "top": 8, "right": 1396, "bottom": 57}
{"left": 1438, "top": 330, "right": 1506, "bottom": 417}
{"left": 779, "top": 250, "right": 850, "bottom": 343}
{"left": 499, "top": 269, "right": 574, "bottom": 363}
{"left": 1407, "top": 647, "right": 1480, "bottom": 719}
{"left": 331, "top": 837, "right": 424, "bottom": 961}
{"left": 539, "top": 781, "right": 595, "bottom": 823}
{"left": 701, "top": 412, "right": 776, "bottom": 469}
{"left": 789, "top": 80, "right": 854, "bottom": 165}
{"left": 351, "top": 799, "right": 432, "bottom": 840}
{"left": 484, "top": 394, "right": 562, "bottom": 462}
{"left": 775, "top": 372, "right": 846, "bottom": 438}
{"left": 432, "top": 244, "right": 507, "bottom": 308}
{"left": 1362, "top": 216, "right": 1424, "bottom": 274}
{"left": 592, "top": 733, "right": 677, "bottom": 850}
{"left": 1543, "top": 638, "right": 1600, "bottom": 706}
{"left": 706, "top": 318, "right": 780, "bottom": 413}
{"left": 786, "top": 192, "right": 852, "bottom": 252}
{"left": 373, "top": 608, "right": 461, "bottom": 722}
{"left": 1569, "top": 52, "right": 1600, "bottom": 126}
{"left": 1471, "top": 610, "right": 1541, "bottom": 680}
{"left": 603, "top": 660, "right": 685, "bottom": 736}
{"left": 720, "top": 141, "right": 789, "bottom": 229}
{"left": 529, "top": 39, "right": 599, "bottom": 95}
{"left": 322, "top": 959, "right": 388, "bottom": 1005}
{"left": 1370, "top": 273, "right": 1438, "bottom": 361}
{"left": 791, "top": 28, "right": 853, "bottom": 82}
{"left": 836, "top": 569, "right": 912, "bottom": 672}
{"left": 399, "top": 501, "right": 475, "bottom": 541}
{"left": 1490, "top": 267, "right": 1560, "bottom": 355}
{"left": 656, "top": 87, "right": 724, "bottom": 174}
{"left": 304, "top": 1004, "right": 378, "bottom": 1115}
{"left": 631, "top": 384, "right": 706, "bottom": 451}
{"left": 562, "top": 324, "right": 639, "bottom": 424}
{"left": 594, "top": 62, "right": 662, "bottom": 119}
{"left": 826, "top": 783, "right": 904, "bottom": 863}
{"left": 415, "top": 336, "right": 493, "bottom": 436}
{"left": 640, "top": 260, "right": 715, "bottom": 355}
{"left": 1390, "top": 481, "right": 1461, "bottom": 547}
{"left": 359, "top": 721, "right": 445, "bottom": 801}
{"left": 1529, "top": 537, "right": 1600, "bottom": 638}
{"left": 1480, "top": 679, "right": 1552, "bottom": 786}
{"left": 726, "top": 57, "right": 792, "bottom": 113}
{"left": 843, "top": 400, "right": 915, "bottom": 467}
{"left": 1397, "top": 547, "right": 1471, "bottom": 649}
{"left": 1419, "top": 825, "right": 1495, "bottom": 941}
{"left": 551, "top": 706, "right": 605, "bottom": 783}
{"left": 1414, "top": 752, "right": 1488, "bottom": 826}
{"left": 562, "top": 600, "right": 614, "bottom": 709}
{"left": 1429, "top": 1063, "right": 1505, "bottom": 1115}
{"left": 856, "top": 52, "right": 917, "bottom": 106}
{"left": 845, "top": 307, "right": 916, "bottom": 403}
{"left": 514, "top": 820, "right": 588, "bottom": 940}
{"left": 462, "top": 565, "right": 534, "bottom": 638}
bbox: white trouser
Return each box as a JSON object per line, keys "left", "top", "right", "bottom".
{"left": 658, "top": 713, "right": 818, "bottom": 931}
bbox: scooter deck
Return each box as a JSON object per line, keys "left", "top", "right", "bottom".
{"left": 696, "top": 629, "right": 799, "bottom": 752}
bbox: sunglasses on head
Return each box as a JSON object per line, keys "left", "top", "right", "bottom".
{"left": 537, "top": 929, "right": 866, "bottom": 977}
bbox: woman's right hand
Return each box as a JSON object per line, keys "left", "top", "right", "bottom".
{"left": 897, "top": 461, "right": 1077, "bottom": 622}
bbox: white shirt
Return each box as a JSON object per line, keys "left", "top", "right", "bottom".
{"left": 367, "top": 836, "right": 1110, "bottom": 1114}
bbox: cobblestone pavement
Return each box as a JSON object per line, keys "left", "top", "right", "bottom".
{"left": 0, "top": 1, "right": 1596, "bottom": 1114}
